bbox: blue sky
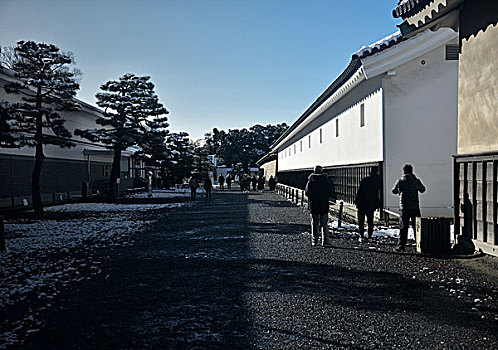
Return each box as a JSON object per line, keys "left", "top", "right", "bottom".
{"left": 0, "top": 0, "right": 401, "bottom": 139}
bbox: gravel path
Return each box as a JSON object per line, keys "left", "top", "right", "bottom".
{"left": 19, "top": 190, "right": 498, "bottom": 349}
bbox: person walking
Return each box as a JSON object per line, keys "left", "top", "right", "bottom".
{"left": 268, "top": 175, "right": 276, "bottom": 191}
{"left": 189, "top": 175, "right": 198, "bottom": 201}
{"left": 392, "top": 164, "right": 426, "bottom": 252}
{"left": 226, "top": 173, "right": 232, "bottom": 190}
{"left": 204, "top": 176, "right": 213, "bottom": 200}
{"left": 305, "top": 165, "right": 335, "bottom": 247}
{"left": 257, "top": 175, "right": 265, "bottom": 191}
{"left": 218, "top": 174, "right": 225, "bottom": 191}
{"left": 354, "top": 166, "right": 382, "bottom": 242}
{"left": 251, "top": 176, "right": 257, "bottom": 191}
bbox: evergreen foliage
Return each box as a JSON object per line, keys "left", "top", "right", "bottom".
{"left": 75, "top": 73, "right": 169, "bottom": 201}
{"left": 165, "top": 132, "right": 194, "bottom": 181}
{"left": 192, "top": 142, "right": 214, "bottom": 176}
{"left": 2, "top": 41, "right": 80, "bottom": 215}
{"left": 204, "top": 123, "right": 288, "bottom": 170}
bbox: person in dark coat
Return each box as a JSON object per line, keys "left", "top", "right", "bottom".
{"left": 257, "top": 176, "right": 265, "bottom": 191}
{"left": 204, "top": 176, "right": 213, "bottom": 200}
{"left": 226, "top": 173, "right": 232, "bottom": 190}
{"left": 251, "top": 176, "right": 257, "bottom": 191}
{"left": 354, "top": 166, "right": 381, "bottom": 242}
{"left": 189, "top": 175, "right": 198, "bottom": 201}
{"left": 305, "top": 165, "right": 335, "bottom": 246}
{"left": 392, "top": 164, "right": 426, "bottom": 251}
{"left": 218, "top": 174, "right": 225, "bottom": 191}
{"left": 268, "top": 175, "right": 276, "bottom": 191}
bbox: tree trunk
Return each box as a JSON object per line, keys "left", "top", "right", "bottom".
{"left": 32, "top": 86, "right": 44, "bottom": 217}
{"left": 108, "top": 147, "right": 122, "bottom": 202}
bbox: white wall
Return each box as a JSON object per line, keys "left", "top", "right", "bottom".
{"left": 278, "top": 87, "right": 384, "bottom": 171}
{"left": 383, "top": 43, "right": 458, "bottom": 217}
{"left": 0, "top": 75, "right": 109, "bottom": 160}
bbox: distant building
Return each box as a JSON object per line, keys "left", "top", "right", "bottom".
{"left": 256, "top": 152, "right": 277, "bottom": 181}
{"left": 270, "top": 27, "right": 458, "bottom": 217}
{"left": 393, "top": 0, "right": 498, "bottom": 255}
{"left": 0, "top": 67, "right": 143, "bottom": 209}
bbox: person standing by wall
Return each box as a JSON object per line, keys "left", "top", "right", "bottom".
{"left": 218, "top": 174, "right": 225, "bottom": 191}
{"left": 305, "top": 165, "right": 335, "bottom": 247}
{"left": 204, "top": 175, "right": 213, "bottom": 200}
{"left": 354, "top": 166, "right": 382, "bottom": 242}
{"left": 392, "top": 164, "right": 426, "bottom": 252}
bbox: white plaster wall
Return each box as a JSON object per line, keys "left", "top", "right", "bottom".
{"left": 278, "top": 88, "right": 384, "bottom": 171}
{"left": 0, "top": 74, "right": 113, "bottom": 162}
{"left": 383, "top": 43, "right": 458, "bottom": 217}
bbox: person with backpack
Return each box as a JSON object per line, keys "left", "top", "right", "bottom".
{"left": 354, "top": 166, "right": 382, "bottom": 242}
{"left": 305, "top": 165, "right": 335, "bottom": 247}
{"left": 392, "top": 164, "right": 426, "bottom": 252}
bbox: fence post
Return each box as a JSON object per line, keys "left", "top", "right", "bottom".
{"left": 53, "top": 192, "right": 56, "bottom": 205}
{"left": 338, "top": 201, "right": 344, "bottom": 228}
{"left": 67, "top": 192, "right": 71, "bottom": 202}
{"left": 0, "top": 216, "right": 5, "bottom": 251}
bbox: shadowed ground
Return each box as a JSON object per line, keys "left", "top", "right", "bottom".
{"left": 20, "top": 190, "right": 498, "bottom": 349}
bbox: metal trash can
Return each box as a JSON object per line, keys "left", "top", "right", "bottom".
{"left": 415, "top": 217, "right": 451, "bottom": 255}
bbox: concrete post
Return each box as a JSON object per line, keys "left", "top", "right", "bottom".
{"left": 338, "top": 201, "right": 344, "bottom": 228}
{"left": 0, "top": 216, "right": 5, "bottom": 251}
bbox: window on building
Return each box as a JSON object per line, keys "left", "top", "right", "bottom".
{"left": 360, "top": 103, "right": 365, "bottom": 127}
{"left": 320, "top": 128, "right": 323, "bottom": 143}
{"left": 308, "top": 135, "right": 311, "bottom": 148}
{"left": 445, "top": 45, "right": 459, "bottom": 60}
{"left": 336, "top": 119, "right": 339, "bottom": 137}
{"left": 103, "top": 165, "right": 111, "bottom": 177}
{"left": 300, "top": 140, "right": 302, "bottom": 152}
{"left": 294, "top": 144, "right": 296, "bottom": 154}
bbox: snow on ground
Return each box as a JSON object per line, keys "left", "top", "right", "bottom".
{"left": 292, "top": 198, "right": 455, "bottom": 243}
{"left": 126, "top": 188, "right": 205, "bottom": 199}
{"left": 0, "top": 201, "right": 188, "bottom": 349}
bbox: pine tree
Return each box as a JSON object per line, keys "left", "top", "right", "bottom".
{"left": 166, "top": 132, "right": 194, "bottom": 181}
{"left": 0, "top": 102, "right": 24, "bottom": 148}
{"left": 2, "top": 41, "right": 80, "bottom": 216}
{"left": 192, "top": 142, "right": 214, "bottom": 177}
{"left": 75, "top": 73, "right": 169, "bottom": 202}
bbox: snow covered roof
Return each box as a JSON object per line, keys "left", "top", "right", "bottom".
{"left": 352, "top": 31, "right": 405, "bottom": 59}
{"left": 0, "top": 66, "right": 103, "bottom": 115}
{"left": 125, "top": 145, "right": 143, "bottom": 154}
{"left": 392, "top": 0, "right": 431, "bottom": 19}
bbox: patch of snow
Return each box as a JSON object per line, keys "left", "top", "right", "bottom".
{"left": 353, "top": 31, "right": 402, "bottom": 58}
{"left": 0, "top": 201, "right": 187, "bottom": 348}
{"left": 126, "top": 189, "right": 204, "bottom": 199}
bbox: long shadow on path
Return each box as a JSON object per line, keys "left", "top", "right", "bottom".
{"left": 22, "top": 190, "right": 498, "bottom": 349}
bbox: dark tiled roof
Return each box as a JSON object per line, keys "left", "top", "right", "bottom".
{"left": 256, "top": 152, "right": 277, "bottom": 166}
{"left": 352, "top": 33, "right": 407, "bottom": 59}
{"left": 392, "top": 0, "right": 431, "bottom": 19}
